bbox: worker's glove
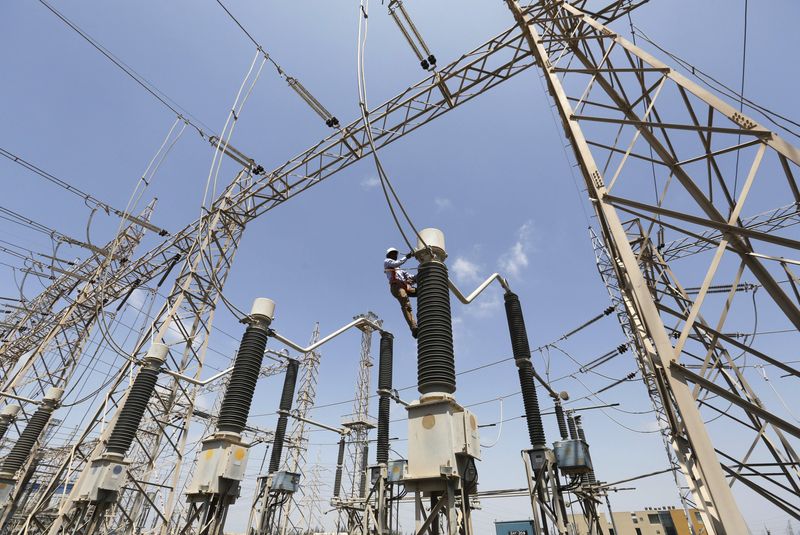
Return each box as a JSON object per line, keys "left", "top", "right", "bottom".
{"left": 406, "top": 251, "right": 416, "bottom": 259}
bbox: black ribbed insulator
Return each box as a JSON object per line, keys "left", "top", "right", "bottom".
{"left": 377, "top": 332, "right": 394, "bottom": 466}
{"left": 554, "top": 401, "right": 569, "bottom": 441}
{"left": 267, "top": 359, "right": 299, "bottom": 474}
{"left": 416, "top": 261, "right": 456, "bottom": 395}
{"left": 504, "top": 292, "right": 546, "bottom": 448}
{"left": 567, "top": 414, "right": 578, "bottom": 440}
{"left": 0, "top": 418, "right": 12, "bottom": 442}
{"left": 359, "top": 443, "right": 369, "bottom": 498}
{"left": 106, "top": 365, "right": 160, "bottom": 455}
{"left": 0, "top": 405, "right": 54, "bottom": 475}
{"left": 217, "top": 324, "right": 270, "bottom": 435}
{"left": 575, "top": 420, "right": 597, "bottom": 483}
{"left": 333, "top": 436, "right": 346, "bottom": 498}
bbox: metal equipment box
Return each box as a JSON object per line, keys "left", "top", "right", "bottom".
{"left": 269, "top": 471, "right": 300, "bottom": 493}
{"left": 553, "top": 439, "right": 593, "bottom": 475}
{"left": 74, "top": 457, "right": 128, "bottom": 502}
{"left": 270, "top": 471, "right": 300, "bottom": 493}
{"left": 185, "top": 438, "right": 249, "bottom": 496}
{"left": 387, "top": 459, "right": 407, "bottom": 483}
{"left": 452, "top": 408, "right": 481, "bottom": 459}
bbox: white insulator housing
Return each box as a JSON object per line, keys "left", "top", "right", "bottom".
{"left": 0, "top": 405, "right": 20, "bottom": 418}
{"left": 415, "top": 228, "right": 447, "bottom": 261}
{"left": 250, "top": 297, "right": 276, "bottom": 321}
{"left": 145, "top": 342, "right": 169, "bottom": 363}
{"left": 44, "top": 387, "right": 64, "bottom": 402}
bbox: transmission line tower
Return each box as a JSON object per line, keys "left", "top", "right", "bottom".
{"left": 0, "top": 201, "right": 158, "bottom": 530}
{"left": 506, "top": 0, "right": 800, "bottom": 531}
{"left": 336, "top": 312, "right": 381, "bottom": 534}
{"left": 277, "top": 323, "right": 322, "bottom": 535}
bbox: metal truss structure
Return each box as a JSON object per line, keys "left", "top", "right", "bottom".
{"left": 2, "top": 0, "right": 798, "bottom": 533}
{"left": 506, "top": 0, "right": 800, "bottom": 532}
{"left": 0, "top": 202, "right": 157, "bottom": 529}
{"left": 276, "top": 323, "right": 322, "bottom": 535}
{"left": 336, "top": 312, "right": 381, "bottom": 535}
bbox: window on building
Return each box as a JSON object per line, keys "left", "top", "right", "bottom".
{"left": 648, "top": 513, "right": 661, "bottom": 524}
{"left": 635, "top": 529, "right": 643, "bottom": 535}
{"left": 695, "top": 511, "right": 703, "bottom": 523}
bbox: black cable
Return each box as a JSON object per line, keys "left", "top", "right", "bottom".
{"left": 37, "top": 0, "right": 212, "bottom": 138}
{"left": 732, "top": 0, "right": 749, "bottom": 197}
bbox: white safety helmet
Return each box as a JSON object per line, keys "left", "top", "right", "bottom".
{"left": 386, "top": 247, "right": 399, "bottom": 256}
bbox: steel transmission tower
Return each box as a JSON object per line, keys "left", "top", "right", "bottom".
{"left": 336, "top": 312, "right": 381, "bottom": 533}
{"left": 276, "top": 322, "right": 322, "bottom": 535}
{"left": 507, "top": 0, "right": 800, "bottom": 531}
{"left": 9, "top": 2, "right": 676, "bottom": 532}
{"left": 0, "top": 201, "right": 157, "bottom": 530}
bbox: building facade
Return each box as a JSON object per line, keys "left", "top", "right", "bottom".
{"left": 566, "top": 506, "right": 707, "bottom": 535}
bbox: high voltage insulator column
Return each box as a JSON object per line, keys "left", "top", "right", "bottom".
{"left": 251, "top": 358, "right": 300, "bottom": 535}
{"left": 405, "top": 229, "right": 479, "bottom": 535}
{"left": 183, "top": 298, "right": 276, "bottom": 535}
{"left": 371, "top": 331, "right": 394, "bottom": 534}
{"left": 503, "top": 291, "right": 570, "bottom": 535}
{"left": 0, "top": 387, "right": 62, "bottom": 528}
{"left": 46, "top": 343, "right": 169, "bottom": 535}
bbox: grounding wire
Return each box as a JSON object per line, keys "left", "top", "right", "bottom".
{"left": 37, "top": 0, "right": 214, "bottom": 139}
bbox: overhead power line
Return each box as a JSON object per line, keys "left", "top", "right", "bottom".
{"left": 37, "top": 0, "right": 214, "bottom": 139}
{"left": 0, "top": 147, "right": 167, "bottom": 236}
{"left": 214, "top": 0, "right": 340, "bottom": 128}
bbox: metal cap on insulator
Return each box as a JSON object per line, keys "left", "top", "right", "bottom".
{"left": 43, "top": 387, "right": 64, "bottom": 404}
{"left": 414, "top": 228, "right": 447, "bottom": 262}
{"left": 250, "top": 298, "right": 276, "bottom": 323}
{"left": 0, "top": 405, "right": 20, "bottom": 419}
{"left": 143, "top": 342, "right": 169, "bottom": 364}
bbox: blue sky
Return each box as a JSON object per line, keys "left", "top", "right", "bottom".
{"left": 2, "top": 0, "right": 800, "bottom": 533}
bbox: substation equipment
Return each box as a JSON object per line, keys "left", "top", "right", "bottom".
{"left": 0, "top": 0, "right": 798, "bottom": 533}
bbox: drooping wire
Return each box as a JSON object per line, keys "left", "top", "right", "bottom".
{"left": 357, "top": 0, "right": 429, "bottom": 253}
{"left": 732, "top": 0, "right": 749, "bottom": 198}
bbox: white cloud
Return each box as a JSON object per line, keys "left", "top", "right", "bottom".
{"left": 451, "top": 256, "right": 481, "bottom": 284}
{"left": 360, "top": 176, "right": 380, "bottom": 190}
{"left": 498, "top": 220, "right": 535, "bottom": 278}
{"left": 434, "top": 197, "right": 453, "bottom": 211}
{"left": 464, "top": 292, "right": 502, "bottom": 318}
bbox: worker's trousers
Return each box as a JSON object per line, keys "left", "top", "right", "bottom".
{"left": 390, "top": 283, "right": 417, "bottom": 332}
